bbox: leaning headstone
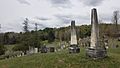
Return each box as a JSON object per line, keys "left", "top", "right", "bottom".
{"left": 86, "top": 8, "right": 107, "bottom": 59}
{"left": 69, "top": 20, "right": 80, "bottom": 53}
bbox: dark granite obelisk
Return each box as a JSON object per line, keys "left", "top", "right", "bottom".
{"left": 86, "top": 8, "right": 107, "bottom": 59}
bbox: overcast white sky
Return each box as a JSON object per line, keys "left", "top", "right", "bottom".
{"left": 0, "top": 0, "right": 120, "bottom": 32}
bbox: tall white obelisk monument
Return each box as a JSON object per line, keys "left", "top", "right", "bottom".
{"left": 71, "top": 20, "right": 77, "bottom": 45}
{"left": 86, "top": 8, "right": 107, "bottom": 58}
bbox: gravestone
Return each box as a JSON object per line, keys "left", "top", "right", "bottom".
{"left": 41, "top": 46, "right": 48, "bottom": 53}
{"left": 49, "top": 47, "right": 55, "bottom": 52}
{"left": 22, "top": 52, "right": 25, "bottom": 56}
{"left": 86, "top": 8, "right": 107, "bottom": 59}
{"left": 34, "top": 48, "right": 38, "bottom": 53}
{"left": 69, "top": 20, "right": 80, "bottom": 53}
{"left": 29, "top": 47, "right": 34, "bottom": 54}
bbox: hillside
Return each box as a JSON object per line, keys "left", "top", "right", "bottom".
{"left": 0, "top": 47, "right": 120, "bottom": 68}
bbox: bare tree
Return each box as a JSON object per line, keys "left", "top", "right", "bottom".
{"left": 23, "top": 18, "right": 29, "bottom": 33}
{"left": 112, "top": 10, "right": 120, "bottom": 35}
{"left": 34, "top": 23, "right": 38, "bottom": 42}
{"left": 0, "top": 24, "right": 2, "bottom": 45}
{"left": 112, "top": 11, "right": 119, "bottom": 24}
{"left": 35, "top": 23, "right": 38, "bottom": 32}
{"left": 0, "top": 24, "right": 1, "bottom": 33}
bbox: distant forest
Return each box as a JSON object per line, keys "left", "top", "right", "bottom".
{"left": 0, "top": 23, "right": 120, "bottom": 55}
{"left": 0, "top": 23, "right": 120, "bottom": 45}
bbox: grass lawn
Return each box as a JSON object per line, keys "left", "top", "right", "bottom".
{"left": 0, "top": 47, "right": 120, "bottom": 68}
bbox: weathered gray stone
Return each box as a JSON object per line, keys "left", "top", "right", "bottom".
{"left": 69, "top": 20, "right": 80, "bottom": 53}
{"left": 22, "top": 52, "right": 25, "bottom": 56}
{"left": 70, "top": 21, "right": 77, "bottom": 45}
{"left": 86, "top": 8, "right": 107, "bottom": 59}
{"left": 29, "top": 47, "right": 34, "bottom": 54}
{"left": 34, "top": 48, "right": 38, "bottom": 53}
{"left": 49, "top": 47, "right": 55, "bottom": 52}
{"left": 41, "top": 46, "right": 48, "bottom": 53}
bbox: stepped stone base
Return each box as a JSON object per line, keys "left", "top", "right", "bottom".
{"left": 86, "top": 47, "right": 107, "bottom": 59}
{"left": 69, "top": 44, "right": 80, "bottom": 53}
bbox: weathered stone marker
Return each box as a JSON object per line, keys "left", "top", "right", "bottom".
{"left": 34, "top": 48, "right": 38, "bottom": 53}
{"left": 69, "top": 20, "right": 80, "bottom": 53}
{"left": 86, "top": 8, "right": 107, "bottom": 59}
{"left": 49, "top": 47, "right": 55, "bottom": 52}
{"left": 41, "top": 46, "right": 48, "bottom": 53}
{"left": 71, "top": 21, "right": 77, "bottom": 45}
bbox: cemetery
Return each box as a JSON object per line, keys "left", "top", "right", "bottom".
{"left": 0, "top": 8, "right": 120, "bottom": 68}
